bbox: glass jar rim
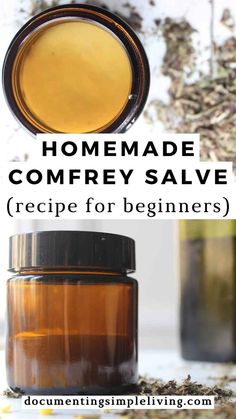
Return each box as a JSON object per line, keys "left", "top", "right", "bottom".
{"left": 3, "top": 3, "right": 150, "bottom": 135}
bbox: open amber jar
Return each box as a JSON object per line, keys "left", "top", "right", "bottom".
{"left": 7, "top": 231, "right": 138, "bottom": 395}
{"left": 3, "top": 4, "right": 150, "bottom": 134}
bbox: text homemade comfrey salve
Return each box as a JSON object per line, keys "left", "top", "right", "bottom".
{"left": 3, "top": 4, "right": 150, "bottom": 134}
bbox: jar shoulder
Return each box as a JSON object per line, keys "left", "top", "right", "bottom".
{"left": 7, "top": 273, "right": 138, "bottom": 286}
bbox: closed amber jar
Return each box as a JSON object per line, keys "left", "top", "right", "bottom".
{"left": 7, "top": 231, "right": 138, "bottom": 395}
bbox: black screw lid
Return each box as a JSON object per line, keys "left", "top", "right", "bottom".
{"left": 9, "top": 230, "right": 135, "bottom": 273}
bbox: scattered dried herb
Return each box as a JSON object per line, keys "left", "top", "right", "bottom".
{"left": 153, "top": 74, "right": 236, "bottom": 163}
{"left": 120, "top": 9, "right": 143, "bottom": 32}
{"left": 30, "top": 0, "right": 60, "bottom": 16}
{"left": 161, "top": 18, "right": 196, "bottom": 81}
{"left": 3, "top": 375, "right": 234, "bottom": 400}
{"left": 209, "top": 375, "right": 236, "bottom": 387}
{"left": 220, "top": 8, "right": 235, "bottom": 31}
{"left": 2, "top": 375, "right": 235, "bottom": 417}
{"left": 107, "top": 2, "right": 143, "bottom": 32}
{"left": 144, "top": 17, "right": 236, "bottom": 166}
{"left": 29, "top": 1, "right": 143, "bottom": 32}
{"left": 216, "top": 37, "right": 236, "bottom": 76}
{"left": 120, "top": 376, "right": 235, "bottom": 419}
{"left": 1, "top": 388, "right": 21, "bottom": 398}
{"left": 137, "top": 375, "right": 233, "bottom": 401}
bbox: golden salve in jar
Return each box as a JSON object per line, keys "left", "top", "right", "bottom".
{"left": 15, "top": 20, "right": 132, "bottom": 133}
{"left": 3, "top": 5, "right": 150, "bottom": 134}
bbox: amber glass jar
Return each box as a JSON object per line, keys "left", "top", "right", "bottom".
{"left": 7, "top": 231, "right": 138, "bottom": 395}
{"left": 180, "top": 220, "right": 236, "bottom": 362}
{"left": 3, "top": 4, "right": 149, "bottom": 135}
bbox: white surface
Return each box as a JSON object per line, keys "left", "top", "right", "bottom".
{"left": 0, "top": 350, "right": 236, "bottom": 417}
